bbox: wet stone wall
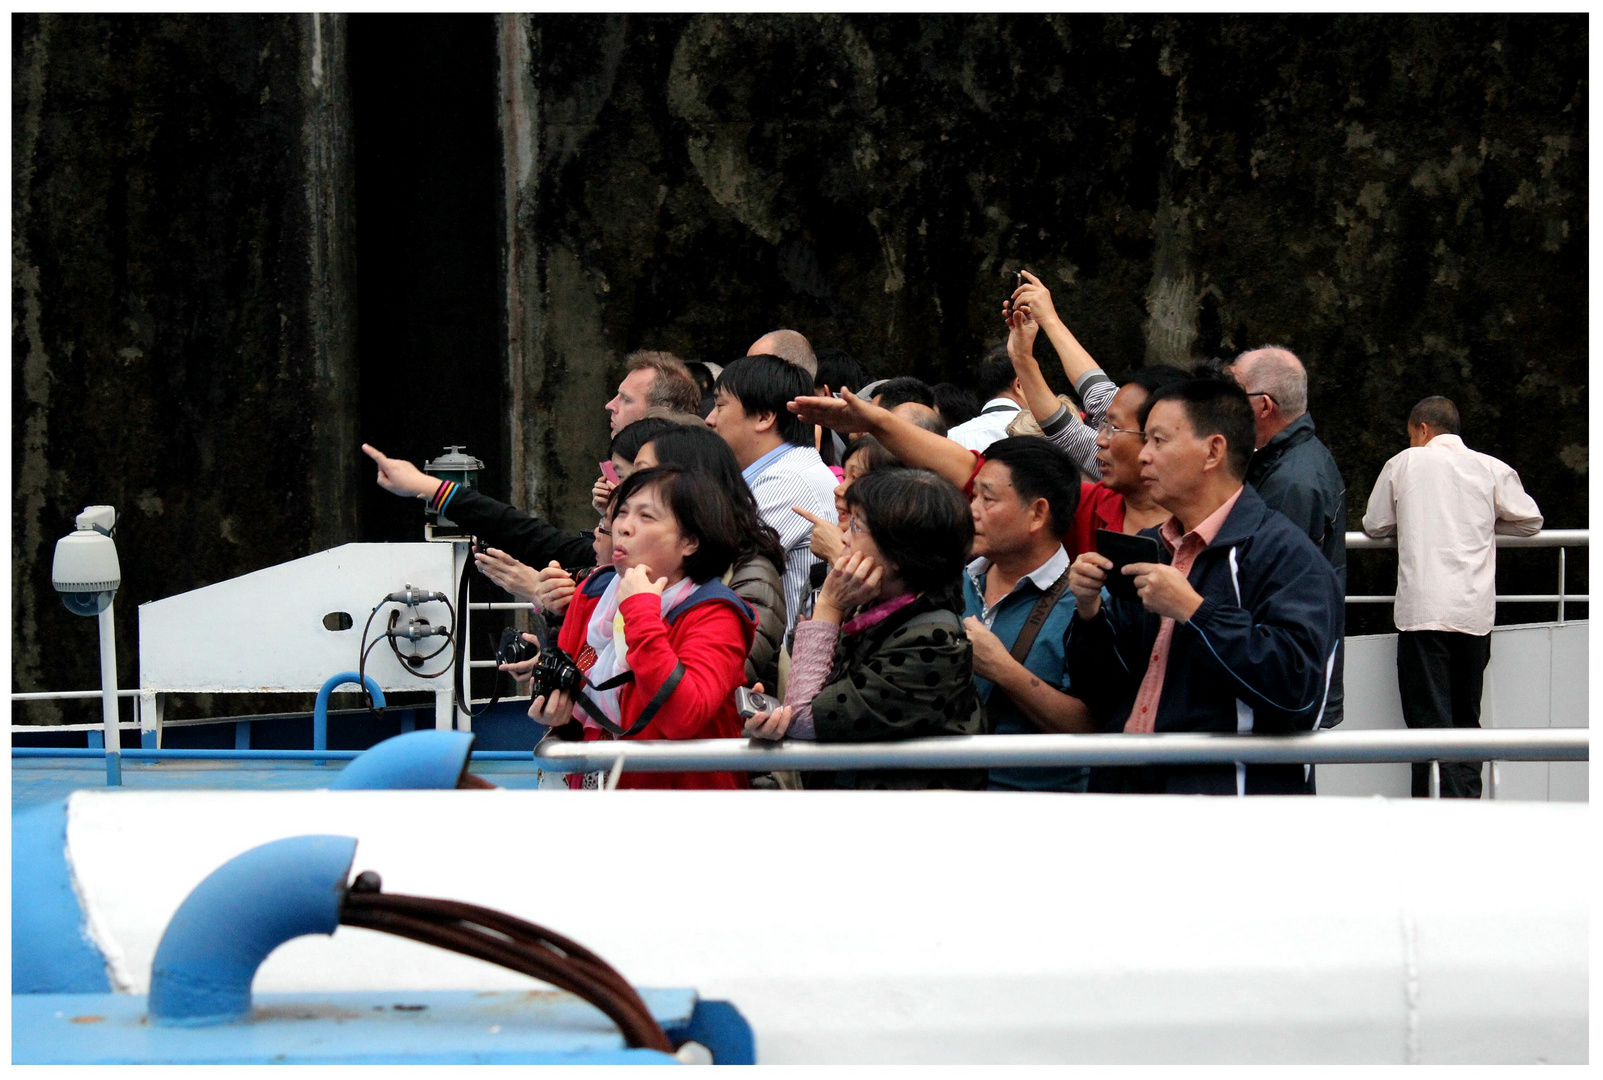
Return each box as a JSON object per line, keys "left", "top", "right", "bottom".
{"left": 12, "top": 13, "right": 355, "bottom": 714}
{"left": 511, "top": 13, "right": 1587, "bottom": 626}
{"left": 12, "top": 14, "right": 1587, "bottom": 705}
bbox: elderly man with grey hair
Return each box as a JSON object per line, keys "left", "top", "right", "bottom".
{"left": 1226, "top": 345, "right": 1347, "bottom": 733}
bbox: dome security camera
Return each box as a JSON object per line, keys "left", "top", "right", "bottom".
{"left": 52, "top": 505, "right": 121, "bottom": 617}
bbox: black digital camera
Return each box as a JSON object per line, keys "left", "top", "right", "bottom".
{"left": 497, "top": 613, "right": 583, "bottom": 701}
{"left": 496, "top": 625, "right": 538, "bottom": 666}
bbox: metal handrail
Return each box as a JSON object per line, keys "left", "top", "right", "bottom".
{"left": 11, "top": 532, "right": 1588, "bottom": 710}
{"left": 1345, "top": 529, "right": 1587, "bottom": 550}
{"left": 11, "top": 748, "right": 535, "bottom": 762}
{"left": 1344, "top": 528, "right": 1586, "bottom": 622}
{"left": 10, "top": 729, "right": 1585, "bottom": 771}
{"left": 11, "top": 690, "right": 143, "bottom": 701}
{"left": 528, "top": 728, "right": 1588, "bottom": 774}
{"left": 1347, "top": 594, "right": 1589, "bottom": 604}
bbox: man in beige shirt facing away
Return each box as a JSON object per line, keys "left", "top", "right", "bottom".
{"left": 1362, "top": 396, "right": 1543, "bottom": 798}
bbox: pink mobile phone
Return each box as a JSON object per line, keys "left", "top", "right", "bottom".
{"left": 599, "top": 461, "right": 620, "bottom": 485}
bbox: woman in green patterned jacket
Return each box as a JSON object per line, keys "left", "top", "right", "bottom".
{"left": 743, "top": 467, "right": 986, "bottom": 789}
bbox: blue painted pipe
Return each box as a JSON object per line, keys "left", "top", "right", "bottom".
{"left": 10, "top": 748, "right": 533, "bottom": 762}
{"left": 332, "top": 730, "right": 477, "bottom": 790}
{"left": 148, "top": 835, "right": 357, "bottom": 1026}
{"left": 312, "top": 672, "right": 385, "bottom": 763}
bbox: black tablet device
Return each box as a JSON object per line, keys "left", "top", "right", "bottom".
{"left": 1094, "top": 529, "right": 1165, "bottom": 602}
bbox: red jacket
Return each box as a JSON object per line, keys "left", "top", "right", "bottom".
{"left": 557, "top": 568, "right": 754, "bottom": 789}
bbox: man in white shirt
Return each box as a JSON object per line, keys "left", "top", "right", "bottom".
{"left": 1362, "top": 396, "right": 1543, "bottom": 799}
{"left": 946, "top": 346, "right": 1027, "bottom": 453}
{"left": 707, "top": 354, "right": 839, "bottom": 631}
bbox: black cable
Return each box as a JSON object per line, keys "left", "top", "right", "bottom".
{"left": 380, "top": 580, "right": 457, "bottom": 679}
{"left": 386, "top": 621, "right": 455, "bottom": 677}
{"left": 341, "top": 907, "right": 665, "bottom": 1052}
{"left": 356, "top": 604, "right": 390, "bottom": 719}
{"left": 340, "top": 884, "right": 671, "bottom": 1052}
{"left": 387, "top": 636, "right": 456, "bottom": 680}
{"left": 454, "top": 543, "right": 505, "bottom": 718}
{"left": 345, "top": 903, "right": 651, "bottom": 1025}
{"left": 355, "top": 576, "right": 466, "bottom": 716}
{"left": 344, "top": 883, "right": 643, "bottom": 998}
{"left": 410, "top": 636, "right": 453, "bottom": 663}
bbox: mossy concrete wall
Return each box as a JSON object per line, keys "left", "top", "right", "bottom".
{"left": 505, "top": 13, "right": 1585, "bottom": 533}
{"left": 503, "top": 13, "right": 1586, "bottom": 626}
{"left": 13, "top": 13, "right": 356, "bottom": 713}
{"left": 13, "top": 14, "right": 1587, "bottom": 704}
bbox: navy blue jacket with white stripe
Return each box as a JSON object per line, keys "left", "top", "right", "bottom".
{"left": 1063, "top": 483, "right": 1342, "bottom": 795}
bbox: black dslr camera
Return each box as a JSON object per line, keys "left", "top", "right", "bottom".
{"left": 496, "top": 612, "right": 582, "bottom": 700}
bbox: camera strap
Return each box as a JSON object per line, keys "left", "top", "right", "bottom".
{"left": 569, "top": 663, "right": 686, "bottom": 739}
{"left": 982, "top": 566, "right": 1073, "bottom": 734}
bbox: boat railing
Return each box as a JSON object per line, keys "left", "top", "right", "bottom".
{"left": 526, "top": 727, "right": 1589, "bottom": 801}
{"left": 10, "top": 529, "right": 1589, "bottom": 736}
{"left": 12, "top": 728, "right": 1588, "bottom": 801}
{"left": 456, "top": 530, "right": 1593, "bottom": 669}
{"left": 1345, "top": 528, "right": 1588, "bottom": 621}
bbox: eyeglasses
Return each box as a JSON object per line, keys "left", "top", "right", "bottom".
{"left": 1096, "top": 419, "right": 1146, "bottom": 441}
{"left": 845, "top": 516, "right": 869, "bottom": 535}
{"left": 595, "top": 523, "right": 613, "bottom": 537}
{"left": 1245, "top": 391, "right": 1278, "bottom": 405}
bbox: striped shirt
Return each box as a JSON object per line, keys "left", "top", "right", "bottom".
{"left": 743, "top": 442, "right": 840, "bottom": 633}
{"left": 1039, "top": 370, "right": 1117, "bottom": 480}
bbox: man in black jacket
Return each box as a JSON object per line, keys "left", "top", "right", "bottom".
{"left": 361, "top": 443, "right": 597, "bottom": 572}
{"left": 1226, "top": 346, "right": 1346, "bottom": 731}
{"left": 1064, "top": 378, "right": 1342, "bottom": 795}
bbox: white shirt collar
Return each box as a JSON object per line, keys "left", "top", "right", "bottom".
{"left": 979, "top": 397, "right": 1022, "bottom": 413}
{"left": 966, "top": 544, "right": 1070, "bottom": 597}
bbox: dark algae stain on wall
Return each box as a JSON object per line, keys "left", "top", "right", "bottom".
{"left": 13, "top": 14, "right": 1586, "bottom": 700}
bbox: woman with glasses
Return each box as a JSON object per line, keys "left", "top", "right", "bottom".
{"left": 800, "top": 434, "right": 898, "bottom": 566}
{"left": 742, "top": 467, "right": 986, "bottom": 790}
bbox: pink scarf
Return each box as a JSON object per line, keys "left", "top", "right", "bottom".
{"left": 841, "top": 592, "right": 918, "bottom": 636}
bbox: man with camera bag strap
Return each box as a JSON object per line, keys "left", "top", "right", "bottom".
{"left": 958, "top": 438, "right": 1098, "bottom": 793}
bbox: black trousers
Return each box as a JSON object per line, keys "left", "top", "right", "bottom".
{"left": 1396, "top": 629, "right": 1492, "bottom": 799}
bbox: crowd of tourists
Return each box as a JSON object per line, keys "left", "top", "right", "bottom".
{"left": 362, "top": 272, "right": 1542, "bottom": 797}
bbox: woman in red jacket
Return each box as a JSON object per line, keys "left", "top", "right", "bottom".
{"left": 511, "top": 465, "right": 756, "bottom": 790}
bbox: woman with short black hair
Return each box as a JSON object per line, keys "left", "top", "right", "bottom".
{"left": 509, "top": 465, "right": 756, "bottom": 790}
{"left": 634, "top": 424, "right": 787, "bottom": 690}
{"left": 744, "top": 467, "right": 986, "bottom": 790}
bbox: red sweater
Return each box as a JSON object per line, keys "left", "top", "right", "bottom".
{"left": 1067, "top": 481, "right": 1126, "bottom": 560}
{"left": 558, "top": 577, "right": 753, "bottom": 790}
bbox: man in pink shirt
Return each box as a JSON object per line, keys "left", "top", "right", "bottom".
{"left": 1362, "top": 396, "right": 1542, "bottom": 798}
{"left": 1065, "top": 377, "right": 1342, "bottom": 795}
